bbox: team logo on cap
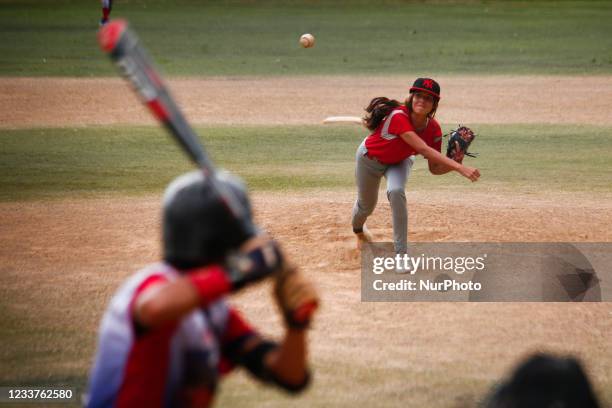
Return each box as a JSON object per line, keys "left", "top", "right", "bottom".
{"left": 410, "top": 77, "right": 440, "bottom": 99}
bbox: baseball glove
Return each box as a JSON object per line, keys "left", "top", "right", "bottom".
{"left": 445, "top": 126, "right": 477, "bottom": 163}
{"left": 274, "top": 262, "right": 319, "bottom": 329}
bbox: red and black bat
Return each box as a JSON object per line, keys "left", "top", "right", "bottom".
{"left": 97, "top": 20, "right": 247, "bottom": 221}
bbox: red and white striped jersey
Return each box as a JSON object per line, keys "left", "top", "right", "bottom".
{"left": 86, "top": 262, "right": 255, "bottom": 408}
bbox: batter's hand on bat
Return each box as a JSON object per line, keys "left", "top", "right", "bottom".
{"left": 458, "top": 165, "right": 480, "bottom": 182}
{"left": 224, "top": 235, "right": 284, "bottom": 291}
{"left": 274, "top": 263, "right": 319, "bottom": 330}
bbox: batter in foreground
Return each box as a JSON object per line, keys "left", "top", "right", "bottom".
{"left": 351, "top": 78, "right": 480, "bottom": 271}
{"left": 86, "top": 171, "right": 318, "bottom": 407}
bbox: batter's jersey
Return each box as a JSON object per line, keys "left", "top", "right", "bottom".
{"left": 364, "top": 105, "right": 442, "bottom": 165}
{"left": 86, "top": 262, "right": 254, "bottom": 408}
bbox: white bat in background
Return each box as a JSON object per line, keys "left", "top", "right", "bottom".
{"left": 322, "top": 116, "right": 363, "bottom": 125}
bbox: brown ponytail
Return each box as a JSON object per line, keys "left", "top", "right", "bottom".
{"left": 363, "top": 97, "right": 401, "bottom": 131}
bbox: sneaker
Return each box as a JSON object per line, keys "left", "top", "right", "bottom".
{"left": 395, "top": 253, "right": 413, "bottom": 274}
{"left": 99, "top": 18, "right": 109, "bottom": 27}
{"left": 354, "top": 225, "right": 373, "bottom": 249}
{"left": 394, "top": 262, "right": 413, "bottom": 274}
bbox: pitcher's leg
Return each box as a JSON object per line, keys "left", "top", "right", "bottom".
{"left": 352, "top": 144, "right": 384, "bottom": 232}
{"left": 385, "top": 157, "right": 414, "bottom": 254}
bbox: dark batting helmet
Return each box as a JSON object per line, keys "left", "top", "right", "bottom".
{"left": 162, "top": 170, "right": 255, "bottom": 269}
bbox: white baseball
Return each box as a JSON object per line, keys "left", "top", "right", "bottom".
{"left": 299, "top": 33, "right": 315, "bottom": 48}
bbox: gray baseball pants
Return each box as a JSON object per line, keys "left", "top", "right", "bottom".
{"left": 351, "top": 140, "right": 414, "bottom": 254}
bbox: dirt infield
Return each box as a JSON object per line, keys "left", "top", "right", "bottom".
{"left": 2, "top": 76, "right": 612, "bottom": 405}
{"left": 3, "top": 75, "right": 612, "bottom": 128}
{"left": 1, "top": 191, "right": 611, "bottom": 404}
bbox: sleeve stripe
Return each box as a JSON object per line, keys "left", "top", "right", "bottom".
{"left": 381, "top": 109, "right": 409, "bottom": 140}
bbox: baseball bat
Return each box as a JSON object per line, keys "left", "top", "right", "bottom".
{"left": 97, "top": 20, "right": 247, "bottom": 221}
{"left": 322, "top": 116, "right": 363, "bottom": 125}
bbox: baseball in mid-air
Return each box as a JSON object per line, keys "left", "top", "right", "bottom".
{"left": 299, "top": 33, "right": 315, "bottom": 48}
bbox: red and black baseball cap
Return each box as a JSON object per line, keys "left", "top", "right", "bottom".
{"left": 409, "top": 78, "right": 441, "bottom": 100}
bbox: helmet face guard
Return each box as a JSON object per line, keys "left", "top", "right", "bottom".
{"left": 162, "top": 170, "right": 254, "bottom": 270}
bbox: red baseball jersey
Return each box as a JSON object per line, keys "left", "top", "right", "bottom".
{"left": 364, "top": 105, "right": 442, "bottom": 165}
{"left": 86, "top": 263, "right": 256, "bottom": 408}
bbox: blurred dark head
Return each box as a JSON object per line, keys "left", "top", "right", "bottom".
{"left": 162, "top": 170, "right": 255, "bottom": 270}
{"left": 485, "top": 353, "right": 600, "bottom": 408}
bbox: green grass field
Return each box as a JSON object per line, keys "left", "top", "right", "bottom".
{"left": 2, "top": 1, "right": 612, "bottom": 407}
{"left": 1, "top": 0, "right": 612, "bottom": 76}
{"left": 2, "top": 124, "right": 612, "bottom": 201}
